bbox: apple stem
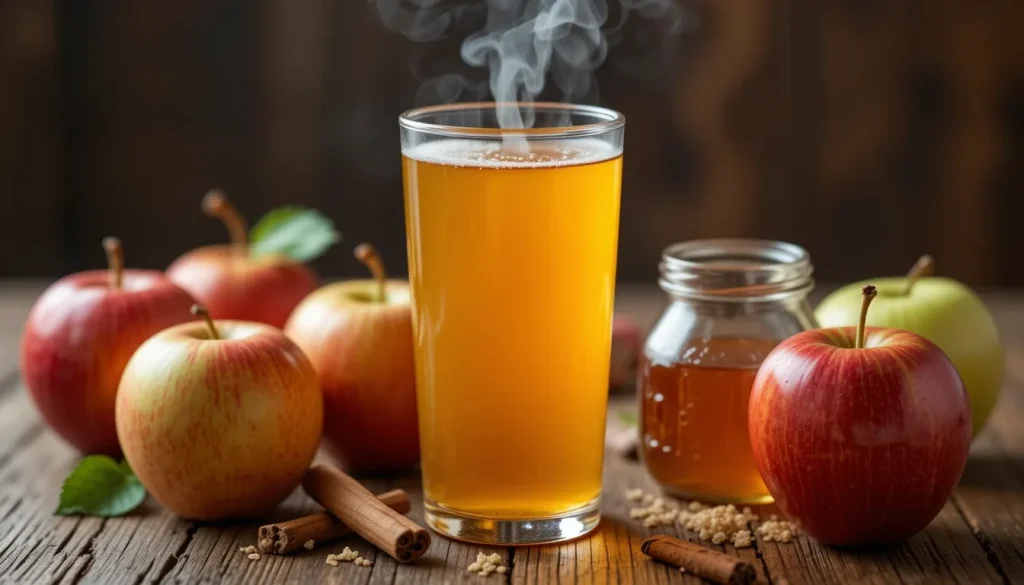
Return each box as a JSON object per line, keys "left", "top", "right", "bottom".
{"left": 855, "top": 285, "right": 877, "bottom": 349}
{"left": 191, "top": 305, "right": 221, "bottom": 340}
{"left": 202, "top": 189, "right": 248, "bottom": 255}
{"left": 102, "top": 237, "right": 124, "bottom": 289}
{"left": 354, "top": 243, "right": 387, "bottom": 303}
{"left": 903, "top": 254, "right": 935, "bottom": 295}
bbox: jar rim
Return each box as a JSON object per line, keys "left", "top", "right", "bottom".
{"left": 659, "top": 239, "right": 814, "bottom": 302}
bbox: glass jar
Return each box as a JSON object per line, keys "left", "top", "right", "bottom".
{"left": 639, "top": 239, "right": 818, "bottom": 504}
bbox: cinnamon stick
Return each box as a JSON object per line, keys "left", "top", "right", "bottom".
{"left": 641, "top": 535, "right": 756, "bottom": 585}
{"left": 303, "top": 464, "right": 431, "bottom": 563}
{"left": 257, "top": 489, "right": 410, "bottom": 555}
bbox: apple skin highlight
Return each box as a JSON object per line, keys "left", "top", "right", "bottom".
{"left": 115, "top": 320, "right": 323, "bottom": 521}
{"left": 20, "top": 270, "right": 196, "bottom": 456}
{"left": 748, "top": 326, "right": 971, "bottom": 545}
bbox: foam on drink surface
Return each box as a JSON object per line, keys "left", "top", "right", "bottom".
{"left": 403, "top": 138, "right": 620, "bottom": 168}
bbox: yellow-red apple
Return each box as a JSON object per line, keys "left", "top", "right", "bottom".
{"left": 20, "top": 238, "right": 195, "bottom": 455}
{"left": 609, "top": 315, "right": 641, "bottom": 392}
{"left": 115, "top": 306, "right": 323, "bottom": 520}
{"left": 284, "top": 243, "right": 418, "bottom": 473}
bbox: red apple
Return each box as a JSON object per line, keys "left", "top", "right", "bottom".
{"left": 115, "top": 306, "right": 323, "bottom": 520}
{"left": 166, "top": 190, "right": 320, "bottom": 328}
{"left": 609, "top": 315, "right": 642, "bottom": 392}
{"left": 20, "top": 238, "right": 196, "bottom": 456}
{"left": 749, "top": 285, "right": 971, "bottom": 545}
{"left": 284, "top": 243, "right": 418, "bottom": 473}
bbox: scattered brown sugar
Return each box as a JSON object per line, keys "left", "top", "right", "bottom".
{"left": 239, "top": 545, "right": 258, "bottom": 555}
{"left": 467, "top": 552, "right": 508, "bottom": 577}
{"left": 758, "top": 520, "right": 799, "bottom": 543}
{"left": 628, "top": 496, "right": 680, "bottom": 528}
{"left": 325, "top": 547, "right": 373, "bottom": 567}
{"left": 623, "top": 488, "right": 799, "bottom": 547}
{"left": 247, "top": 553, "right": 261, "bottom": 561}
{"left": 336, "top": 547, "right": 359, "bottom": 562}
{"left": 732, "top": 529, "right": 753, "bottom": 548}
{"left": 304, "top": 539, "right": 315, "bottom": 550}
{"left": 678, "top": 502, "right": 759, "bottom": 543}
{"left": 625, "top": 488, "right": 645, "bottom": 502}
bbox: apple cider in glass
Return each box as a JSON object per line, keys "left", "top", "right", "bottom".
{"left": 399, "top": 103, "right": 624, "bottom": 545}
{"left": 640, "top": 240, "right": 818, "bottom": 504}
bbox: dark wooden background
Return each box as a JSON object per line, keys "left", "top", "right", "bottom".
{"left": 2, "top": 0, "right": 1023, "bottom": 285}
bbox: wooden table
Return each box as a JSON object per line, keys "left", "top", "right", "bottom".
{"left": 1, "top": 283, "right": 1022, "bottom": 585}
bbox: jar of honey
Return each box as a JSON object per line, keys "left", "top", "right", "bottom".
{"left": 640, "top": 239, "right": 817, "bottom": 504}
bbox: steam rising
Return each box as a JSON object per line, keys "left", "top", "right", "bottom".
{"left": 460, "top": 0, "right": 607, "bottom": 129}
{"left": 373, "top": 0, "right": 687, "bottom": 130}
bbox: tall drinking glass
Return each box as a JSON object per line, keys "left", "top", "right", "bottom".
{"left": 399, "top": 103, "right": 624, "bottom": 545}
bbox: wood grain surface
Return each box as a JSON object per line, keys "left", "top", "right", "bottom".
{"left": 0, "top": 284, "right": 1022, "bottom": 584}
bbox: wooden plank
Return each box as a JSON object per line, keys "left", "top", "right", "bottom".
{"left": 153, "top": 468, "right": 394, "bottom": 585}
{"left": 755, "top": 501, "right": 1004, "bottom": 585}
{"left": 0, "top": 395, "right": 90, "bottom": 584}
{"left": 0, "top": 386, "right": 195, "bottom": 585}
{"left": 511, "top": 452, "right": 771, "bottom": 585}
{"left": 512, "top": 453, "right": 653, "bottom": 585}
{"left": 386, "top": 473, "right": 506, "bottom": 585}
{"left": 0, "top": 287, "right": 1021, "bottom": 584}
{"left": 610, "top": 288, "right": 1023, "bottom": 585}
{"left": 591, "top": 418, "right": 1004, "bottom": 585}
{"left": 949, "top": 345, "right": 1024, "bottom": 584}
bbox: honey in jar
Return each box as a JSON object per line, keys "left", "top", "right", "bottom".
{"left": 640, "top": 240, "right": 817, "bottom": 504}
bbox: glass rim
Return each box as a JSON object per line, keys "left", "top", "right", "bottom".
{"left": 659, "top": 238, "right": 814, "bottom": 302}
{"left": 398, "top": 102, "right": 625, "bottom": 140}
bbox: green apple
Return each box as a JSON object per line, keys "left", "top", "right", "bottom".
{"left": 815, "top": 256, "right": 1003, "bottom": 436}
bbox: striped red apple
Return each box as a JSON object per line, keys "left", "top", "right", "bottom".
{"left": 749, "top": 286, "right": 971, "bottom": 545}
{"left": 167, "top": 190, "right": 338, "bottom": 328}
{"left": 816, "top": 255, "right": 1003, "bottom": 436}
{"left": 20, "top": 238, "right": 195, "bottom": 456}
{"left": 115, "top": 306, "right": 323, "bottom": 520}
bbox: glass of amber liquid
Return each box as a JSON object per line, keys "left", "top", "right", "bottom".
{"left": 641, "top": 240, "right": 817, "bottom": 504}
{"left": 399, "top": 103, "right": 624, "bottom": 544}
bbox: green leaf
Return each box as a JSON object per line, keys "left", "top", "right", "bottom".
{"left": 56, "top": 456, "right": 146, "bottom": 517}
{"left": 249, "top": 206, "right": 341, "bottom": 262}
{"left": 617, "top": 409, "right": 638, "bottom": 428}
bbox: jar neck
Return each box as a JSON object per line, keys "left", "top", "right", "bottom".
{"left": 658, "top": 239, "right": 814, "bottom": 304}
{"left": 666, "top": 293, "right": 815, "bottom": 318}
